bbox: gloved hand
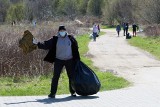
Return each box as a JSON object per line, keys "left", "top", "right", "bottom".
{"left": 32, "top": 38, "right": 38, "bottom": 45}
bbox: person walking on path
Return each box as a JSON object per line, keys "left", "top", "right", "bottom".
{"left": 116, "top": 24, "right": 121, "bottom": 37}
{"left": 132, "top": 23, "right": 138, "bottom": 37}
{"left": 125, "top": 23, "right": 129, "bottom": 36}
{"left": 92, "top": 23, "right": 99, "bottom": 41}
{"left": 33, "top": 25, "right": 80, "bottom": 98}
{"left": 122, "top": 22, "right": 126, "bottom": 36}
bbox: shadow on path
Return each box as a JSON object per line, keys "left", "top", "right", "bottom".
{"left": 5, "top": 96, "right": 99, "bottom": 105}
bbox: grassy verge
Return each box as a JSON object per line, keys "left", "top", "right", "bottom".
{"left": 128, "top": 36, "right": 160, "bottom": 59}
{"left": 0, "top": 33, "right": 129, "bottom": 96}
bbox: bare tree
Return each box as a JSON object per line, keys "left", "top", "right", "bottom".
{"left": 0, "top": 0, "right": 10, "bottom": 22}
{"left": 24, "top": 0, "right": 52, "bottom": 21}
{"left": 87, "top": 0, "right": 103, "bottom": 16}
{"left": 115, "top": 0, "right": 133, "bottom": 23}
{"left": 138, "top": 0, "right": 160, "bottom": 24}
{"left": 103, "top": 0, "right": 135, "bottom": 25}
{"left": 103, "top": 0, "right": 116, "bottom": 25}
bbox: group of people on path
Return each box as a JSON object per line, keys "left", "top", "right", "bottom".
{"left": 116, "top": 22, "right": 139, "bottom": 38}
{"left": 92, "top": 22, "right": 139, "bottom": 40}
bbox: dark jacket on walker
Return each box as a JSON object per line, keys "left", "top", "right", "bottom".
{"left": 37, "top": 35, "right": 80, "bottom": 63}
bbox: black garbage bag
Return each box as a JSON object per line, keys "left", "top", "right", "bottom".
{"left": 72, "top": 61, "right": 101, "bottom": 96}
{"left": 126, "top": 33, "right": 132, "bottom": 39}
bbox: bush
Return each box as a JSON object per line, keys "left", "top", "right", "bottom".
{"left": 144, "top": 24, "right": 160, "bottom": 36}
{"left": 0, "top": 22, "right": 88, "bottom": 77}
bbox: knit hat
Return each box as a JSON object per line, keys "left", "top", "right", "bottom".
{"left": 58, "top": 25, "right": 66, "bottom": 31}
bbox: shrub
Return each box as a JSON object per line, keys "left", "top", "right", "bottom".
{"left": 0, "top": 22, "right": 88, "bottom": 77}
{"left": 144, "top": 24, "right": 160, "bottom": 36}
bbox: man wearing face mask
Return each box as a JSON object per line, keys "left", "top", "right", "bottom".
{"left": 33, "top": 25, "right": 80, "bottom": 98}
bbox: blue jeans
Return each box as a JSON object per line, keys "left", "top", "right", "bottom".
{"left": 93, "top": 32, "right": 97, "bottom": 41}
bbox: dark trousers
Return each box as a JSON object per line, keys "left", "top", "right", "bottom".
{"left": 93, "top": 32, "right": 97, "bottom": 41}
{"left": 126, "top": 29, "right": 128, "bottom": 36}
{"left": 133, "top": 30, "right": 136, "bottom": 36}
{"left": 123, "top": 29, "right": 126, "bottom": 36}
{"left": 117, "top": 31, "right": 120, "bottom": 36}
{"left": 50, "top": 58, "right": 75, "bottom": 95}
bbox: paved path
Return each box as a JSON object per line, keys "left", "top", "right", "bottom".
{"left": 1, "top": 29, "right": 160, "bottom": 107}
{"left": 89, "top": 29, "right": 160, "bottom": 84}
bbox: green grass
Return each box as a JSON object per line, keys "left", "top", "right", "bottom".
{"left": 0, "top": 33, "right": 130, "bottom": 96}
{"left": 128, "top": 36, "right": 160, "bottom": 59}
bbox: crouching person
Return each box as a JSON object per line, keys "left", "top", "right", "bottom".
{"left": 126, "top": 33, "right": 132, "bottom": 39}
{"left": 33, "top": 25, "right": 80, "bottom": 98}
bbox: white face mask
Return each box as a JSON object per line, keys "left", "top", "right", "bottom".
{"left": 59, "top": 31, "right": 66, "bottom": 37}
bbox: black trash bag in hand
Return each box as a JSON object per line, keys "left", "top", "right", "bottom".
{"left": 72, "top": 61, "right": 101, "bottom": 96}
